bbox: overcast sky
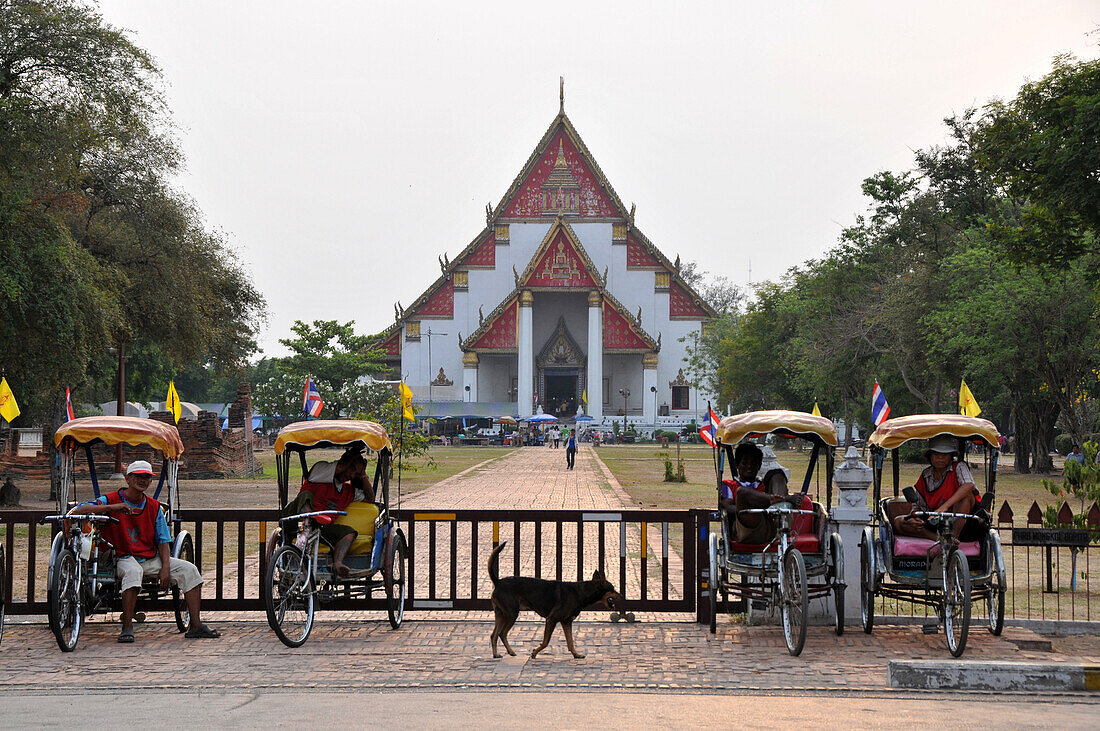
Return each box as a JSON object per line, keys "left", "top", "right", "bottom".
{"left": 97, "top": 1, "right": 1098, "bottom": 357}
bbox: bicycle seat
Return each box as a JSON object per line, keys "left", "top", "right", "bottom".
{"left": 313, "top": 514, "right": 334, "bottom": 525}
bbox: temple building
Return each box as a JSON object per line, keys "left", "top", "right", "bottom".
{"left": 372, "top": 91, "right": 716, "bottom": 426}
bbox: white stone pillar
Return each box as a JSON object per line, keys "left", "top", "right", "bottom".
{"left": 642, "top": 352, "right": 658, "bottom": 426}
{"left": 833, "top": 446, "right": 873, "bottom": 623}
{"left": 462, "top": 351, "right": 478, "bottom": 403}
{"left": 517, "top": 290, "right": 534, "bottom": 418}
{"left": 586, "top": 290, "right": 603, "bottom": 420}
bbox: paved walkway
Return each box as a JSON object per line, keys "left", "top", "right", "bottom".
{"left": 1, "top": 618, "right": 1093, "bottom": 695}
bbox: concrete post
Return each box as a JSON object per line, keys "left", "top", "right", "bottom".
{"left": 586, "top": 290, "right": 603, "bottom": 420}
{"left": 518, "top": 290, "right": 534, "bottom": 418}
{"left": 462, "top": 352, "right": 479, "bottom": 403}
{"left": 833, "top": 445, "right": 873, "bottom": 623}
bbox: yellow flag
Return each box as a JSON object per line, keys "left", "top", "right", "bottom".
{"left": 399, "top": 382, "right": 415, "bottom": 421}
{"left": 166, "top": 380, "right": 181, "bottom": 424}
{"left": 581, "top": 389, "right": 588, "bottom": 406}
{"left": 812, "top": 401, "right": 821, "bottom": 417}
{"left": 0, "top": 377, "right": 20, "bottom": 422}
{"left": 959, "top": 379, "right": 981, "bottom": 417}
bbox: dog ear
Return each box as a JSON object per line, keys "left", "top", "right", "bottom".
{"left": 592, "top": 570, "right": 604, "bottom": 581}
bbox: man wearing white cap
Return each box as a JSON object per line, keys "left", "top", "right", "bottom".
{"left": 72, "top": 459, "right": 218, "bottom": 642}
{"left": 892, "top": 434, "right": 983, "bottom": 541}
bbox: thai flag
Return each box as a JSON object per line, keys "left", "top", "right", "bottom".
{"left": 699, "top": 405, "right": 720, "bottom": 447}
{"left": 303, "top": 377, "right": 324, "bottom": 418}
{"left": 871, "top": 381, "right": 891, "bottom": 426}
{"left": 65, "top": 387, "right": 75, "bottom": 421}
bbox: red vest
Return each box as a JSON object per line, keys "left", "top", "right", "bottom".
{"left": 915, "top": 465, "right": 960, "bottom": 511}
{"left": 102, "top": 490, "right": 161, "bottom": 559}
{"left": 301, "top": 480, "right": 354, "bottom": 513}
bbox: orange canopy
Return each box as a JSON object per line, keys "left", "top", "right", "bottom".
{"left": 868, "top": 414, "right": 1000, "bottom": 450}
{"left": 54, "top": 416, "right": 184, "bottom": 459}
{"left": 274, "top": 420, "right": 393, "bottom": 454}
{"left": 716, "top": 410, "right": 838, "bottom": 447}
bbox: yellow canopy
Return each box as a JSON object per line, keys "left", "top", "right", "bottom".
{"left": 54, "top": 416, "right": 185, "bottom": 460}
{"left": 868, "top": 414, "right": 1000, "bottom": 450}
{"left": 716, "top": 410, "right": 838, "bottom": 447}
{"left": 274, "top": 419, "right": 393, "bottom": 454}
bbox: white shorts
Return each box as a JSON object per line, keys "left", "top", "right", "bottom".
{"left": 116, "top": 554, "right": 204, "bottom": 594}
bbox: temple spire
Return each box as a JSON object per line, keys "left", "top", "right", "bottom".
{"left": 559, "top": 76, "right": 564, "bottom": 114}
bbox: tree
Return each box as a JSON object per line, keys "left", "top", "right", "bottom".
{"left": 0, "top": 1, "right": 265, "bottom": 491}
{"left": 971, "top": 54, "right": 1100, "bottom": 265}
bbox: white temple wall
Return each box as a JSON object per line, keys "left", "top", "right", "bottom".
{"left": 602, "top": 353, "right": 644, "bottom": 414}
{"left": 479, "top": 355, "right": 516, "bottom": 402}
{"left": 531, "top": 292, "right": 589, "bottom": 353}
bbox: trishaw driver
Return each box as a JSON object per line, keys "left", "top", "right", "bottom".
{"left": 71, "top": 460, "right": 218, "bottom": 643}
{"left": 282, "top": 447, "right": 372, "bottom": 578}
{"left": 719, "top": 443, "right": 799, "bottom": 544}
{"left": 893, "top": 434, "right": 985, "bottom": 541}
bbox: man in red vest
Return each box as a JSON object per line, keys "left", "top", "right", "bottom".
{"left": 893, "top": 434, "right": 981, "bottom": 540}
{"left": 72, "top": 460, "right": 217, "bottom": 643}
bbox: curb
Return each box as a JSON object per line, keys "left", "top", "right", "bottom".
{"left": 889, "top": 660, "right": 1100, "bottom": 692}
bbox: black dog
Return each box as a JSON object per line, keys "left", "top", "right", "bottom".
{"left": 488, "top": 541, "right": 623, "bottom": 659}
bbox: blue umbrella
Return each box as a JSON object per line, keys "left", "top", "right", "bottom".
{"left": 527, "top": 413, "right": 558, "bottom": 423}
{"left": 574, "top": 414, "right": 594, "bottom": 421}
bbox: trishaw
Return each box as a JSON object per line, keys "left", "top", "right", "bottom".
{"left": 708, "top": 410, "right": 845, "bottom": 656}
{"left": 264, "top": 420, "right": 407, "bottom": 647}
{"left": 860, "top": 414, "right": 1005, "bottom": 657}
{"left": 43, "top": 416, "right": 193, "bottom": 651}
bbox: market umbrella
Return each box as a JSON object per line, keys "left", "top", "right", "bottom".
{"left": 497, "top": 416, "right": 518, "bottom": 424}
{"left": 527, "top": 413, "right": 558, "bottom": 423}
{"left": 574, "top": 414, "right": 594, "bottom": 421}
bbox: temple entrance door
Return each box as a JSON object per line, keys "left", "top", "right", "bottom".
{"left": 545, "top": 370, "right": 579, "bottom": 417}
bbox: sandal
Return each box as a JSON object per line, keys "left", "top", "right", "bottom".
{"left": 184, "top": 623, "right": 221, "bottom": 639}
{"left": 117, "top": 627, "right": 135, "bottom": 643}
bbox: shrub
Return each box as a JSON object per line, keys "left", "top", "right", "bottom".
{"left": 1054, "top": 433, "right": 1074, "bottom": 456}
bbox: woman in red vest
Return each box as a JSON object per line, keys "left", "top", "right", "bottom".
{"left": 72, "top": 460, "right": 217, "bottom": 643}
{"left": 893, "top": 434, "right": 980, "bottom": 540}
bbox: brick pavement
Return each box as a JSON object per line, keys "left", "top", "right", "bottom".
{"left": 1, "top": 617, "right": 1093, "bottom": 694}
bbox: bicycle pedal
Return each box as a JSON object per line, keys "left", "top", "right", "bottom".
{"left": 921, "top": 623, "right": 939, "bottom": 635}
{"left": 134, "top": 612, "right": 147, "bottom": 623}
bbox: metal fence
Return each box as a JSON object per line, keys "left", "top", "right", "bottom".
{"left": 0, "top": 508, "right": 697, "bottom": 617}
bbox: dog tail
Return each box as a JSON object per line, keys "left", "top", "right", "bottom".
{"left": 488, "top": 540, "right": 507, "bottom": 587}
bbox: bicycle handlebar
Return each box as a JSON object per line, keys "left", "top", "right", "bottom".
{"left": 912, "top": 511, "right": 973, "bottom": 521}
{"left": 740, "top": 507, "right": 815, "bottom": 516}
{"left": 278, "top": 510, "right": 348, "bottom": 524}
{"left": 40, "top": 514, "right": 119, "bottom": 525}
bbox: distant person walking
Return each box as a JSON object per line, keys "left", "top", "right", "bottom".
{"left": 552, "top": 427, "right": 561, "bottom": 449}
{"left": 565, "top": 429, "right": 577, "bottom": 470}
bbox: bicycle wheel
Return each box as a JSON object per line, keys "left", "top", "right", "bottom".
{"left": 172, "top": 532, "right": 195, "bottom": 633}
{"left": 781, "top": 549, "right": 808, "bottom": 656}
{"left": 943, "top": 549, "right": 971, "bottom": 657}
{"left": 987, "top": 534, "right": 1005, "bottom": 636}
{"left": 48, "top": 549, "right": 82, "bottom": 652}
{"left": 707, "top": 533, "right": 719, "bottom": 634}
{"left": 265, "top": 545, "right": 314, "bottom": 648}
{"left": 829, "top": 533, "right": 844, "bottom": 636}
{"left": 860, "top": 537, "right": 875, "bottom": 634}
{"left": 385, "top": 533, "right": 407, "bottom": 629}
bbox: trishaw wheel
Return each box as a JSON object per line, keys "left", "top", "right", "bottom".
{"left": 172, "top": 532, "right": 195, "bottom": 633}
{"left": 385, "top": 534, "right": 407, "bottom": 629}
{"left": 860, "top": 539, "right": 874, "bottom": 634}
{"left": 48, "top": 549, "right": 81, "bottom": 652}
{"left": 707, "top": 533, "right": 719, "bottom": 634}
{"left": 265, "top": 545, "right": 314, "bottom": 648}
{"left": 781, "top": 549, "right": 808, "bottom": 657}
{"left": 987, "top": 535, "right": 1006, "bottom": 636}
{"left": 943, "top": 549, "right": 971, "bottom": 657}
{"left": 830, "top": 534, "right": 844, "bottom": 636}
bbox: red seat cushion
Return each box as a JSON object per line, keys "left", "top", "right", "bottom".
{"left": 727, "top": 495, "right": 819, "bottom": 553}
{"left": 894, "top": 536, "right": 981, "bottom": 557}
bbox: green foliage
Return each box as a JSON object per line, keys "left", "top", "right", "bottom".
{"left": 1054, "top": 434, "right": 1075, "bottom": 456}
{"left": 1042, "top": 441, "right": 1100, "bottom": 529}
{"left": 0, "top": 0, "right": 265, "bottom": 428}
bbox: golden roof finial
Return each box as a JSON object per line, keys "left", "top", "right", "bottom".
{"left": 554, "top": 140, "right": 568, "bottom": 168}
{"left": 559, "top": 76, "right": 564, "bottom": 114}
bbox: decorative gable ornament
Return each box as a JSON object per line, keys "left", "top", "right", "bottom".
{"left": 431, "top": 367, "right": 453, "bottom": 387}
{"left": 537, "top": 316, "right": 587, "bottom": 369}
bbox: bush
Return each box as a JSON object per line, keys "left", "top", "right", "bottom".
{"left": 898, "top": 443, "right": 925, "bottom": 464}
{"left": 1054, "top": 433, "right": 1074, "bottom": 456}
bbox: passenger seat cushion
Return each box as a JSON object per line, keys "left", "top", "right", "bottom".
{"left": 335, "top": 501, "right": 380, "bottom": 555}
{"left": 893, "top": 536, "right": 982, "bottom": 557}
